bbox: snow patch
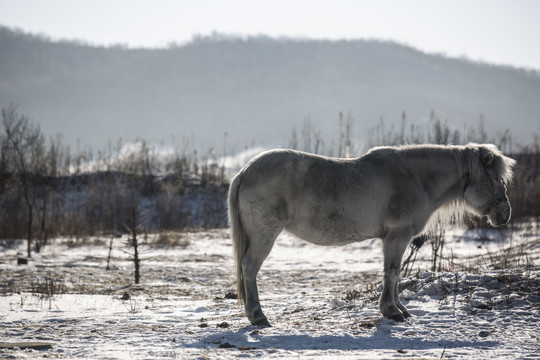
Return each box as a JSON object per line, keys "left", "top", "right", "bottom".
{"left": 1, "top": 227, "right": 539, "bottom": 359}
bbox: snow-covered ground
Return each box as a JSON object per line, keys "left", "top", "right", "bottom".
{"left": 1, "top": 224, "right": 539, "bottom": 359}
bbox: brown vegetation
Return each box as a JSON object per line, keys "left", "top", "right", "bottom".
{"left": 0, "top": 106, "right": 228, "bottom": 253}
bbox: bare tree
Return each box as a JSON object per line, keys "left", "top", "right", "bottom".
{"left": 338, "top": 112, "right": 354, "bottom": 157}
{"left": 288, "top": 126, "right": 298, "bottom": 150}
{"left": 125, "top": 206, "right": 145, "bottom": 284}
{"left": 2, "top": 105, "right": 46, "bottom": 258}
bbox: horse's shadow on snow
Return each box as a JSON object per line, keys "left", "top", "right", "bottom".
{"left": 195, "top": 321, "right": 499, "bottom": 352}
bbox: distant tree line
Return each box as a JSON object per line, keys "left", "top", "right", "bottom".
{"left": 0, "top": 105, "right": 228, "bottom": 257}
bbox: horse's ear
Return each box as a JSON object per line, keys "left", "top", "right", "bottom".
{"left": 481, "top": 151, "right": 494, "bottom": 166}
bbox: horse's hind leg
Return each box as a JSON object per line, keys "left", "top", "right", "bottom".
{"left": 241, "top": 235, "right": 276, "bottom": 327}
{"left": 241, "top": 208, "right": 283, "bottom": 327}
{"left": 380, "top": 232, "right": 412, "bottom": 322}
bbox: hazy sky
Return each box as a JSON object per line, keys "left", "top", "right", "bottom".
{"left": 1, "top": 0, "right": 540, "bottom": 69}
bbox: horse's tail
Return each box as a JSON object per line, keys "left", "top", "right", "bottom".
{"left": 228, "top": 171, "right": 248, "bottom": 306}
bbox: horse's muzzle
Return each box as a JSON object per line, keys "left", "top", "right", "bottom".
{"left": 487, "top": 201, "right": 511, "bottom": 227}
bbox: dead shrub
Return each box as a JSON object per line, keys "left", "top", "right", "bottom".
{"left": 153, "top": 232, "right": 190, "bottom": 249}
{"left": 30, "top": 277, "right": 66, "bottom": 298}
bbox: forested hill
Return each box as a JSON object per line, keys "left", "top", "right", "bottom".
{"left": 1, "top": 26, "right": 539, "bottom": 150}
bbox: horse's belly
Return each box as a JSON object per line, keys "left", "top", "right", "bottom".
{"left": 285, "top": 211, "right": 378, "bottom": 246}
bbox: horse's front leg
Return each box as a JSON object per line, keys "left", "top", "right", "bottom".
{"left": 394, "top": 280, "right": 411, "bottom": 318}
{"left": 380, "top": 233, "right": 412, "bottom": 322}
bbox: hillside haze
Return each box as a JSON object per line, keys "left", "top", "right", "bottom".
{"left": 1, "top": 26, "right": 539, "bottom": 152}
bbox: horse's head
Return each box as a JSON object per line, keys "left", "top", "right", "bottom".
{"left": 463, "top": 144, "right": 516, "bottom": 227}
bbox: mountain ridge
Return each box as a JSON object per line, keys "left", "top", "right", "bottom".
{"left": 1, "top": 26, "right": 539, "bottom": 151}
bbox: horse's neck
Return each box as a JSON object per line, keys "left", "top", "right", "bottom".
{"left": 412, "top": 152, "right": 466, "bottom": 207}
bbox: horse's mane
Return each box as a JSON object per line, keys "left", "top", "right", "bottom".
{"left": 366, "top": 143, "right": 515, "bottom": 184}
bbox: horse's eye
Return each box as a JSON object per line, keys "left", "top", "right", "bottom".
{"left": 482, "top": 152, "right": 494, "bottom": 166}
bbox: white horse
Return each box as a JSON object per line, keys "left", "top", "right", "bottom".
{"left": 228, "top": 143, "right": 515, "bottom": 326}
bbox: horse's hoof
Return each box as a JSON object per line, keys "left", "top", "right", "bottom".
{"left": 402, "top": 310, "right": 412, "bottom": 318}
{"left": 387, "top": 313, "right": 406, "bottom": 322}
{"left": 252, "top": 318, "right": 272, "bottom": 327}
